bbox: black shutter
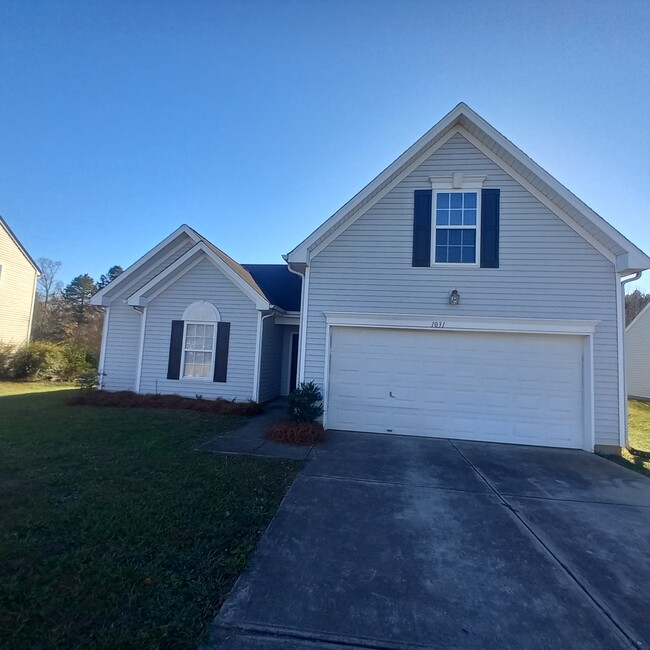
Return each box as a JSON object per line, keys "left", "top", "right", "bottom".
{"left": 167, "top": 320, "right": 184, "bottom": 380}
{"left": 412, "top": 189, "right": 432, "bottom": 267}
{"left": 480, "top": 189, "right": 500, "bottom": 268}
{"left": 213, "top": 322, "right": 230, "bottom": 383}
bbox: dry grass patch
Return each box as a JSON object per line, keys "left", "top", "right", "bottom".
{"left": 67, "top": 389, "right": 263, "bottom": 416}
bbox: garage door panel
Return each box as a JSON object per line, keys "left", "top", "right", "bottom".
{"left": 327, "top": 327, "right": 585, "bottom": 449}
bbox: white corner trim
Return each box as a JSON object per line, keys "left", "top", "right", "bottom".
{"left": 298, "top": 265, "right": 310, "bottom": 382}
{"left": 134, "top": 306, "right": 147, "bottom": 394}
{"left": 91, "top": 225, "right": 201, "bottom": 305}
{"left": 98, "top": 306, "right": 110, "bottom": 389}
{"left": 324, "top": 312, "right": 599, "bottom": 336}
{"left": 27, "top": 270, "right": 38, "bottom": 342}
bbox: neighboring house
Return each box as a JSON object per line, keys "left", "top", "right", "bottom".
{"left": 626, "top": 301, "right": 650, "bottom": 400}
{"left": 93, "top": 103, "right": 650, "bottom": 453}
{"left": 0, "top": 217, "right": 40, "bottom": 345}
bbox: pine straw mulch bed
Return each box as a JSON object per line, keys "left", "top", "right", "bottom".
{"left": 67, "top": 390, "right": 263, "bottom": 416}
{"left": 266, "top": 420, "right": 326, "bottom": 445}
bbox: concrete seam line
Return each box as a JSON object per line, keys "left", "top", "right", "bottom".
{"left": 497, "top": 491, "right": 650, "bottom": 510}
{"left": 209, "top": 622, "right": 441, "bottom": 650}
{"left": 300, "top": 472, "right": 492, "bottom": 495}
{"left": 447, "top": 440, "right": 640, "bottom": 650}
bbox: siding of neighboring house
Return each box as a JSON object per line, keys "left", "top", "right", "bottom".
{"left": 100, "top": 236, "right": 198, "bottom": 391}
{"left": 258, "top": 316, "right": 284, "bottom": 402}
{"left": 139, "top": 258, "right": 258, "bottom": 400}
{"left": 303, "top": 133, "right": 621, "bottom": 447}
{"left": 626, "top": 306, "right": 650, "bottom": 400}
{"left": 0, "top": 224, "right": 38, "bottom": 345}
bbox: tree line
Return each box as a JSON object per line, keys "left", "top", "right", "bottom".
{"left": 625, "top": 289, "right": 650, "bottom": 327}
{"left": 32, "top": 259, "right": 123, "bottom": 361}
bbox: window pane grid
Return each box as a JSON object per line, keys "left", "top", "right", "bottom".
{"left": 183, "top": 323, "right": 215, "bottom": 378}
{"left": 434, "top": 191, "right": 478, "bottom": 264}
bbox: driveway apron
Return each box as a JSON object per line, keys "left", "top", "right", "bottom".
{"left": 205, "top": 433, "right": 650, "bottom": 650}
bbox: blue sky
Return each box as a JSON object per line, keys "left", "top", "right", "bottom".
{"left": 1, "top": 0, "right": 649, "bottom": 291}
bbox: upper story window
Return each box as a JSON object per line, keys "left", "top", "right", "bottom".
{"left": 434, "top": 191, "right": 479, "bottom": 264}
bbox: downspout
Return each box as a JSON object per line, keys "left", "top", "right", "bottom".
{"left": 286, "top": 262, "right": 307, "bottom": 384}
{"left": 618, "top": 271, "right": 642, "bottom": 450}
{"left": 253, "top": 308, "right": 276, "bottom": 403}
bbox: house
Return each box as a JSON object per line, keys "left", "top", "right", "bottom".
{"left": 92, "top": 103, "right": 650, "bottom": 453}
{"left": 0, "top": 217, "right": 40, "bottom": 345}
{"left": 626, "top": 301, "right": 650, "bottom": 400}
{"left": 91, "top": 226, "right": 302, "bottom": 402}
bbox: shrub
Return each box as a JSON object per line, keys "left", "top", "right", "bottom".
{"left": 266, "top": 420, "right": 326, "bottom": 445}
{"left": 0, "top": 342, "right": 14, "bottom": 379}
{"left": 287, "top": 381, "right": 324, "bottom": 422}
{"left": 11, "top": 341, "right": 63, "bottom": 380}
{"left": 67, "top": 390, "right": 263, "bottom": 416}
{"left": 59, "top": 345, "right": 93, "bottom": 381}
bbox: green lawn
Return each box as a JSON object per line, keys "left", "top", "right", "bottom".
{"left": 624, "top": 399, "right": 650, "bottom": 474}
{"left": 0, "top": 382, "right": 300, "bottom": 649}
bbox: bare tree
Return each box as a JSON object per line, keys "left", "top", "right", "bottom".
{"left": 37, "top": 257, "right": 62, "bottom": 307}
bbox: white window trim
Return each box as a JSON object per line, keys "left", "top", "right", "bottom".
{"left": 430, "top": 174, "right": 485, "bottom": 269}
{"left": 181, "top": 320, "right": 218, "bottom": 381}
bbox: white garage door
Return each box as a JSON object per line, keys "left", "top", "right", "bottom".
{"left": 327, "top": 327, "right": 585, "bottom": 449}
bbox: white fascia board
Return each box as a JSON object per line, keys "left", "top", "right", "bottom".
{"left": 90, "top": 224, "right": 201, "bottom": 305}
{"left": 616, "top": 251, "right": 650, "bottom": 274}
{"left": 325, "top": 312, "right": 599, "bottom": 336}
{"left": 126, "top": 241, "right": 270, "bottom": 310}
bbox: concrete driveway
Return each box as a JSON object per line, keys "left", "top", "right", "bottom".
{"left": 206, "top": 432, "right": 650, "bottom": 650}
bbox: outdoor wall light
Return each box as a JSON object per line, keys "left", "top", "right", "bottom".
{"left": 449, "top": 289, "right": 460, "bottom": 305}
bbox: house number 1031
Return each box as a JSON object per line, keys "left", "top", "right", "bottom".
{"left": 431, "top": 321, "right": 446, "bottom": 328}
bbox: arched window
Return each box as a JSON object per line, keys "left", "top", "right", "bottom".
{"left": 181, "top": 301, "right": 220, "bottom": 379}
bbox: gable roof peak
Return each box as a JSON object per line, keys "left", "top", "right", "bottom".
{"left": 285, "top": 104, "right": 650, "bottom": 274}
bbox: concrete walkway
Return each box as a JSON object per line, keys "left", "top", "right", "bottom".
{"left": 203, "top": 431, "right": 650, "bottom": 650}
{"left": 202, "top": 399, "right": 315, "bottom": 460}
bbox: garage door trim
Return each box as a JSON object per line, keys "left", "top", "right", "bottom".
{"left": 323, "top": 313, "right": 596, "bottom": 451}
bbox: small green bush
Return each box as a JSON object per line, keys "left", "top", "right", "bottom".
{"left": 59, "top": 345, "right": 93, "bottom": 381}
{"left": 11, "top": 341, "right": 63, "bottom": 380}
{"left": 287, "top": 381, "right": 324, "bottom": 422}
{"left": 0, "top": 342, "right": 15, "bottom": 379}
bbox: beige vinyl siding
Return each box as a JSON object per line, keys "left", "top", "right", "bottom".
{"left": 139, "top": 258, "right": 258, "bottom": 400}
{"left": 258, "top": 316, "right": 285, "bottom": 402}
{"left": 626, "top": 306, "right": 650, "bottom": 400}
{"left": 0, "top": 224, "right": 38, "bottom": 345}
{"left": 304, "top": 133, "right": 620, "bottom": 447}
